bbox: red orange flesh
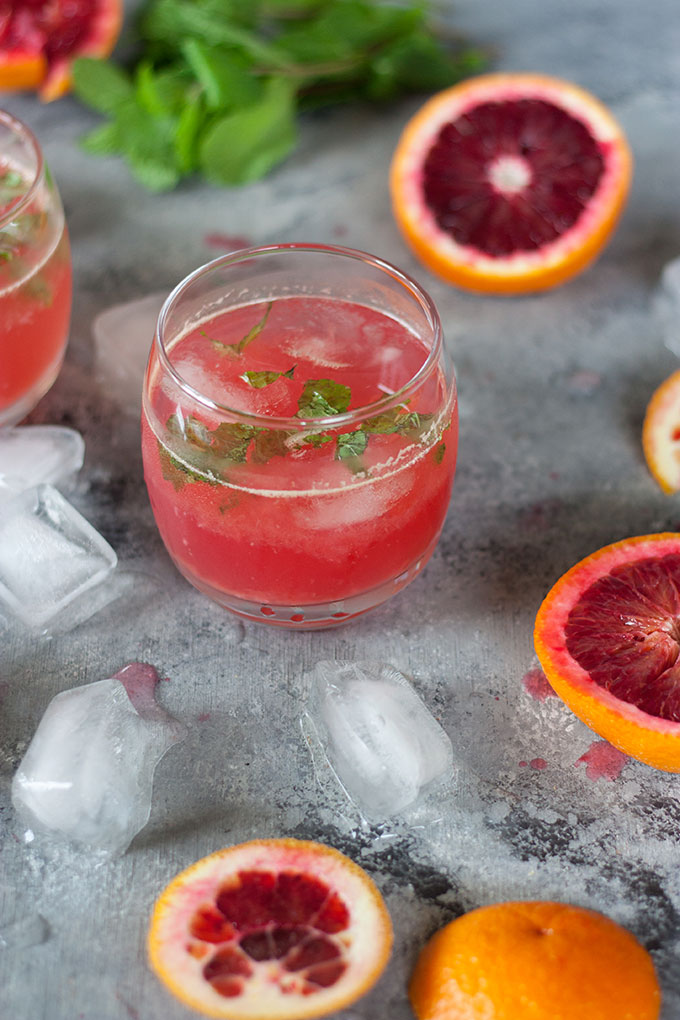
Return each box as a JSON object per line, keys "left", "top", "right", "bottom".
{"left": 535, "top": 533, "right": 680, "bottom": 770}
{"left": 148, "top": 838, "right": 393, "bottom": 1020}
{"left": 390, "top": 73, "right": 632, "bottom": 294}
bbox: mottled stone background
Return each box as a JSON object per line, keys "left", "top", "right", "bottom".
{"left": 1, "top": 0, "right": 680, "bottom": 1016}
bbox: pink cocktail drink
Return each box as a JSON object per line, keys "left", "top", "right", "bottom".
{"left": 142, "top": 245, "right": 457, "bottom": 627}
{"left": 0, "top": 111, "right": 72, "bottom": 426}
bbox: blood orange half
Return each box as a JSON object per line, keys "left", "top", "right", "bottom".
{"left": 642, "top": 369, "right": 680, "bottom": 493}
{"left": 148, "top": 838, "right": 393, "bottom": 1020}
{"left": 0, "top": 0, "right": 122, "bottom": 101}
{"left": 390, "top": 72, "right": 632, "bottom": 295}
{"left": 534, "top": 533, "right": 680, "bottom": 771}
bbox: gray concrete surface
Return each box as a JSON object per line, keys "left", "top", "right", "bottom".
{"left": 2, "top": 0, "right": 680, "bottom": 1016}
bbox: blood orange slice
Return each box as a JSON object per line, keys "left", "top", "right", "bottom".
{"left": 0, "top": 0, "right": 122, "bottom": 102}
{"left": 148, "top": 838, "right": 393, "bottom": 1019}
{"left": 390, "top": 72, "right": 632, "bottom": 294}
{"left": 534, "top": 533, "right": 680, "bottom": 771}
{"left": 409, "top": 901, "right": 660, "bottom": 1020}
{"left": 642, "top": 369, "right": 680, "bottom": 493}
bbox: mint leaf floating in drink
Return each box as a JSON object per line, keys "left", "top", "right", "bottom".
{"left": 210, "top": 422, "right": 256, "bottom": 464}
{"left": 297, "top": 378, "right": 351, "bottom": 418}
{"left": 362, "top": 407, "right": 434, "bottom": 439}
{"left": 236, "top": 300, "right": 273, "bottom": 353}
{"left": 241, "top": 365, "right": 295, "bottom": 388}
{"left": 203, "top": 301, "right": 273, "bottom": 356}
{"left": 251, "top": 428, "right": 292, "bottom": 464}
{"left": 433, "top": 442, "right": 446, "bottom": 464}
{"left": 336, "top": 430, "right": 368, "bottom": 473}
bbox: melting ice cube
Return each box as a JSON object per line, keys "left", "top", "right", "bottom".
{"left": 93, "top": 292, "right": 166, "bottom": 415}
{"left": 655, "top": 256, "right": 680, "bottom": 356}
{"left": 302, "top": 661, "right": 454, "bottom": 819}
{"left": 0, "top": 484, "right": 117, "bottom": 629}
{"left": 0, "top": 914, "right": 50, "bottom": 950}
{"left": 11, "top": 665, "right": 186, "bottom": 855}
{"left": 0, "top": 426, "right": 84, "bottom": 496}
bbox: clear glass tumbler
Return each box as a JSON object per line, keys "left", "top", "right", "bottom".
{"left": 0, "top": 110, "right": 72, "bottom": 427}
{"left": 141, "top": 243, "right": 457, "bottom": 628}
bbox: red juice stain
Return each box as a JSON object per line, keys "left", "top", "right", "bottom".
{"left": 529, "top": 758, "right": 547, "bottom": 770}
{"left": 522, "top": 667, "right": 557, "bottom": 702}
{"left": 519, "top": 760, "right": 528, "bottom": 767}
{"left": 197, "top": 712, "right": 211, "bottom": 722}
{"left": 575, "top": 740, "right": 628, "bottom": 781}
{"left": 518, "top": 500, "right": 562, "bottom": 532}
{"left": 113, "top": 662, "right": 168, "bottom": 720}
{"left": 204, "top": 233, "right": 253, "bottom": 251}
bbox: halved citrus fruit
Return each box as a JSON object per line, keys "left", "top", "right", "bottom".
{"left": 390, "top": 72, "right": 632, "bottom": 294}
{"left": 0, "top": 0, "right": 122, "bottom": 102}
{"left": 534, "top": 533, "right": 680, "bottom": 771}
{"left": 148, "top": 838, "right": 393, "bottom": 1019}
{"left": 409, "top": 900, "right": 660, "bottom": 1020}
{"left": 642, "top": 369, "right": 680, "bottom": 493}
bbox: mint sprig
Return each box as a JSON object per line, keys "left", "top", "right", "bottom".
{"left": 71, "top": 0, "right": 484, "bottom": 191}
{"left": 159, "top": 379, "right": 442, "bottom": 487}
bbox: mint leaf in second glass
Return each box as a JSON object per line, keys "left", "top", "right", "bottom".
{"left": 241, "top": 365, "right": 295, "bottom": 388}
{"left": 297, "top": 378, "right": 351, "bottom": 418}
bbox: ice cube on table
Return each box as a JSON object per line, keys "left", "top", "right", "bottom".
{"left": 0, "top": 426, "right": 84, "bottom": 496}
{"left": 655, "top": 256, "right": 680, "bottom": 356}
{"left": 302, "top": 661, "right": 454, "bottom": 819}
{"left": 93, "top": 291, "right": 166, "bottom": 415}
{"left": 11, "top": 666, "right": 185, "bottom": 855}
{"left": 0, "top": 914, "right": 49, "bottom": 950}
{"left": 0, "top": 484, "right": 117, "bottom": 629}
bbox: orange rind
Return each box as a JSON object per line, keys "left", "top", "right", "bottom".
{"left": 409, "top": 901, "right": 660, "bottom": 1020}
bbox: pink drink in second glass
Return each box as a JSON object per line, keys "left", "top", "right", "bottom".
{"left": 0, "top": 113, "right": 72, "bottom": 426}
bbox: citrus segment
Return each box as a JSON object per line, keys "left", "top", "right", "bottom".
{"left": 534, "top": 533, "right": 680, "bottom": 770}
{"left": 390, "top": 73, "right": 632, "bottom": 294}
{"left": 148, "top": 838, "right": 393, "bottom": 1019}
{"left": 642, "top": 369, "right": 680, "bottom": 493}
{"left": 409, "top": 901, "right": 660, "bottom": 1020}
{"left": 0, "top": 0, "right": 122, "bottom": 101}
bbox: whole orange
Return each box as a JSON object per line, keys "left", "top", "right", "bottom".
{"left": 409, "top": 901, "right": 660, "bottom": 1020}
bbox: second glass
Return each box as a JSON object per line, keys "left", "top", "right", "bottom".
{"left": 142, "top": 244, "right": 457, "bottom": 627}
{"left": 0, "top": 110, "right": 72, "bottom": 427}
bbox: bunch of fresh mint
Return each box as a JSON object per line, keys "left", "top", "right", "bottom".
{"left": 71, "top": 0, "right": 483, "bottom": 191}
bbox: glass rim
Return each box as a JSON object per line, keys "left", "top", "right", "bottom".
{"left": 0, "top": 109, "right": 44, "bottom": 229}
{"left": 154, "top": 242, "right": 445, "bottom": 431}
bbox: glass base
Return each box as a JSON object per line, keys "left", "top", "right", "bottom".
{"left": 0, "top": 351, "right": 66, "bottom": 428}
{"left": 169, "top": 532, "right": 441, "bottom": 629}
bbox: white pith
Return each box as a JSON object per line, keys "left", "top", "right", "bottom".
{"left": 487, "top": 154, "right": 532, "bottom": 195}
